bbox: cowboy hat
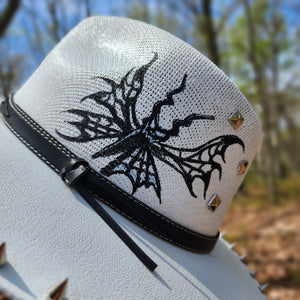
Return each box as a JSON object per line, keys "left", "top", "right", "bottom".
{"left": 0, "top": 16, "right": 265, "bottom": 299}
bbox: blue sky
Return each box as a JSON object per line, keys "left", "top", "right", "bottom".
{"left": 1, "top": 0, "right": 299, "bottom": 95}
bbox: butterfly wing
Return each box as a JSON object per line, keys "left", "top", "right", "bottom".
{"left": 80, "top": 52, "right": 158, "bottom": 130}
{"left": 56, "top": 53, "right": 158, "bottom": 144}
{"left": 100, "top": 147, "right": 162, "bottom": 202}
{"left": 150, "top": 135, "right": 245, "bottom": 199}
{"left": 55, "top": 109, "right": 125, "bottom": 142}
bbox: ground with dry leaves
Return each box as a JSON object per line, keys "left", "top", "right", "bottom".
{"left": 221, "top": 173, "right": 300, "bottom": 300}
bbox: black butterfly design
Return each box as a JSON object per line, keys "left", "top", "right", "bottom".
{"left": 56, "top": 53, "right": 244, "bottom": 203}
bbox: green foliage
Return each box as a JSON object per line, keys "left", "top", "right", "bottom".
{"left": 289, "top": 265, "right": 300, "bottom": 284}
{"left": 228, "top": 0, "right": 290, "bottom": 91}
{"left": 126, "top": 1, "right": 151, "bottom": 23}
{"left": 125, "top": 0, "right": 183, "bottom": 39}
{"left": 235, "top": 170, "right": 300, "bottom": 208}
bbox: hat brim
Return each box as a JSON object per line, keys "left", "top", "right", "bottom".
{"left": 0, "top": 118, "right": 265, "bottom": 300}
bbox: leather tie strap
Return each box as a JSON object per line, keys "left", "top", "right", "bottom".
{"left": 0, "top": 96, "right": 219, "bottom": 271}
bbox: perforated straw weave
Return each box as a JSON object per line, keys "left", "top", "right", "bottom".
{"left": 14, "top": 16, "right": 261, "bottom": 236}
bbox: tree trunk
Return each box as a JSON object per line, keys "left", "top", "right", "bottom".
{"left": 270, "top": 0, "right": 283, "bottom": 180}
{"left": 0, "top": 0, "right": 20, "bottom": 37}
{"left": 201, "top": 0, "right": 220, "bottom": 66}
{"left": 243, "top": 0, "right": 279, "bottom": 203}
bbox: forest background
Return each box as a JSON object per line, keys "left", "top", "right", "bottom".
{"left": 0, "top": 0, "right": 299, "bottom": 299}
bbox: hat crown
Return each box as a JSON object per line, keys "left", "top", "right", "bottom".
{"left": 14, "top": 16, "right": 261, "bottom": 236}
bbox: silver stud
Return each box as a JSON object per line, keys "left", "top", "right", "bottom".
{"left": 0, "top": 242, "right": 6, "bottom": 266}
{"left": 229, "top": 242, "right": 237, "bottom": 250}
{"left": 250, "top": 269, "right": 258, "bottom": 278}
{"left": 228, "top": 109, "right": 244, "bottom": 130}
{"left": 45, "top": 278, "right": 68, "bottom": 300}
{"left": 237, "top": 160, "right": 248, "bottom": 175}
{"left": 259, "top": 284, "right": 268, "bottom": 293}
{"left": 239, "top": 254, "right": 247, "bottom": 262}
{"left": 220, "top": 231, "right": 226, "bottom": 239}
{"left": 206, "top": 194, "right": 221, "bottom": 212}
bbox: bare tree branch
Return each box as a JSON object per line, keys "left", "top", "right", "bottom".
{"left": 0, "top": 0, "right": 21, "bottom": 37}
{"left": 84, "top": 0, "right": 92, "bottom": 17}
{"left": 47, "top": 0, "right": 61, "bottom": 42}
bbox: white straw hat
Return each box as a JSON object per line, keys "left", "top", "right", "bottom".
{"left": 0, "top": 16, "right": 265, "bottom": 299}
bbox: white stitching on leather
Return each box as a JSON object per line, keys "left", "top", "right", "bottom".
{"left": 89, "top": 168, "right": 217, "bottom": 241}
{"left": 11, "top": 100, "right": 75, "bottom": 159}
{"left": 1, "top": 115, "right": 59, "bottom": 173}
{"left": 83, "top": 186, "right": 209, "bottom": 253}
